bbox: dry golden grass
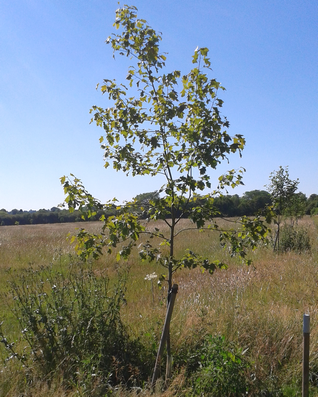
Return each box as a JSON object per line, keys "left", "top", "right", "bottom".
{"left": 0, "top": 216, "right": 317, "bottom": 396}
{"left": 0, "top": 222, "right": 97, "bottom": 268}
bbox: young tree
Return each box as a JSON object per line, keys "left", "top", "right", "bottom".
{"left": 61, "top": 4, "right": 268, "bottom": 382}
{"left": 285, "top": 192, "right": 307, "bottom": 224}
{"left": 266, "top": 166, "right": 299, "bottom": 250}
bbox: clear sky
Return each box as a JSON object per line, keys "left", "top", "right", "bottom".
{"left": 1, "top": 0, "right": 317, "bottom": 211}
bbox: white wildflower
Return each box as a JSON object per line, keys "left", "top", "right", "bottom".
{"left": 144, "top": 272, "right": 157, "bottom": 281}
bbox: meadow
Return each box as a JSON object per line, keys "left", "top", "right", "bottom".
{"left": 0, "top": 216, "right": 317, "bottom": 396}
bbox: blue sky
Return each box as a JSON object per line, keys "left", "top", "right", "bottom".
{"left": 1, "top": 0, "right": 317, "bottom": 211}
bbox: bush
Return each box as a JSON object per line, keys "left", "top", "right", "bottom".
{"left": 0, "top": 262, "right": 152, "bottom": 393}
{"left": 311, "top": 208, "right": 318, "bottom": 216}
{"left": 280, "top": 225, "right": 311, "bottom": 253}
{"left": 183, "top": 335, "right": 250, "bottom": 396}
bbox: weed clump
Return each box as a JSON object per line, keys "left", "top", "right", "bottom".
{"left": 280, "top": 225, "right": 311, "bottom": 253}
{"left": 0, "top": 262, "right": 152, "bottom": 394}
{"left": 176, "top": 335, "right": 250, "bottom": 396}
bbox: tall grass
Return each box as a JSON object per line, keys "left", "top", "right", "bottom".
{"left": 0, "top": 216, "right": 317, "bottom": 396}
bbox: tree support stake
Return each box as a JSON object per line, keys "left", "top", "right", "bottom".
{"left": 151, "top": 284, "right": 178, "bottom": 389}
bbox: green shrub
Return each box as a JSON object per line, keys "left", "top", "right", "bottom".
{"left": 311, "top": 208, "right": 318, "bottom": 216}
{"left": 0, "top": 262, "right": 152, "bottom": 393}
{"left": 280, "top": 225, "right": 311, "bottom": 253}
{"left": 183, "top": 335, "right": 250, "bottom": 396}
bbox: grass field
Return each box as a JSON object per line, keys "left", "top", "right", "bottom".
{"left": 0, "top": 216, "right": 317, "bottom": 396}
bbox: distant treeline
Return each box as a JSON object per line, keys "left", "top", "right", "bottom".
{"left": 1, "top": 190, "right": 318, "bottom": 226}
{"left": 0, "top": 207, "right": 114, "bottom": 226}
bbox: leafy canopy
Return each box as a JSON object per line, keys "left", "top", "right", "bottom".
{"left": 266, "top": 166, "right": 302, "bottom": 251}
{"left": 61, "top": 4, "right": 269, "bottom": 286}
{"left": 266, "top": 166, "right": 299, "bottom": 218}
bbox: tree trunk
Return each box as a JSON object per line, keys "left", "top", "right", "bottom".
{"left": 165, "top": 205, "right": 175, "bottom": 384}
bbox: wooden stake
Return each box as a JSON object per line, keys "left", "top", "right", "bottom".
{"left": 151, "top": 284, "right": 178, "bottom": 389}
